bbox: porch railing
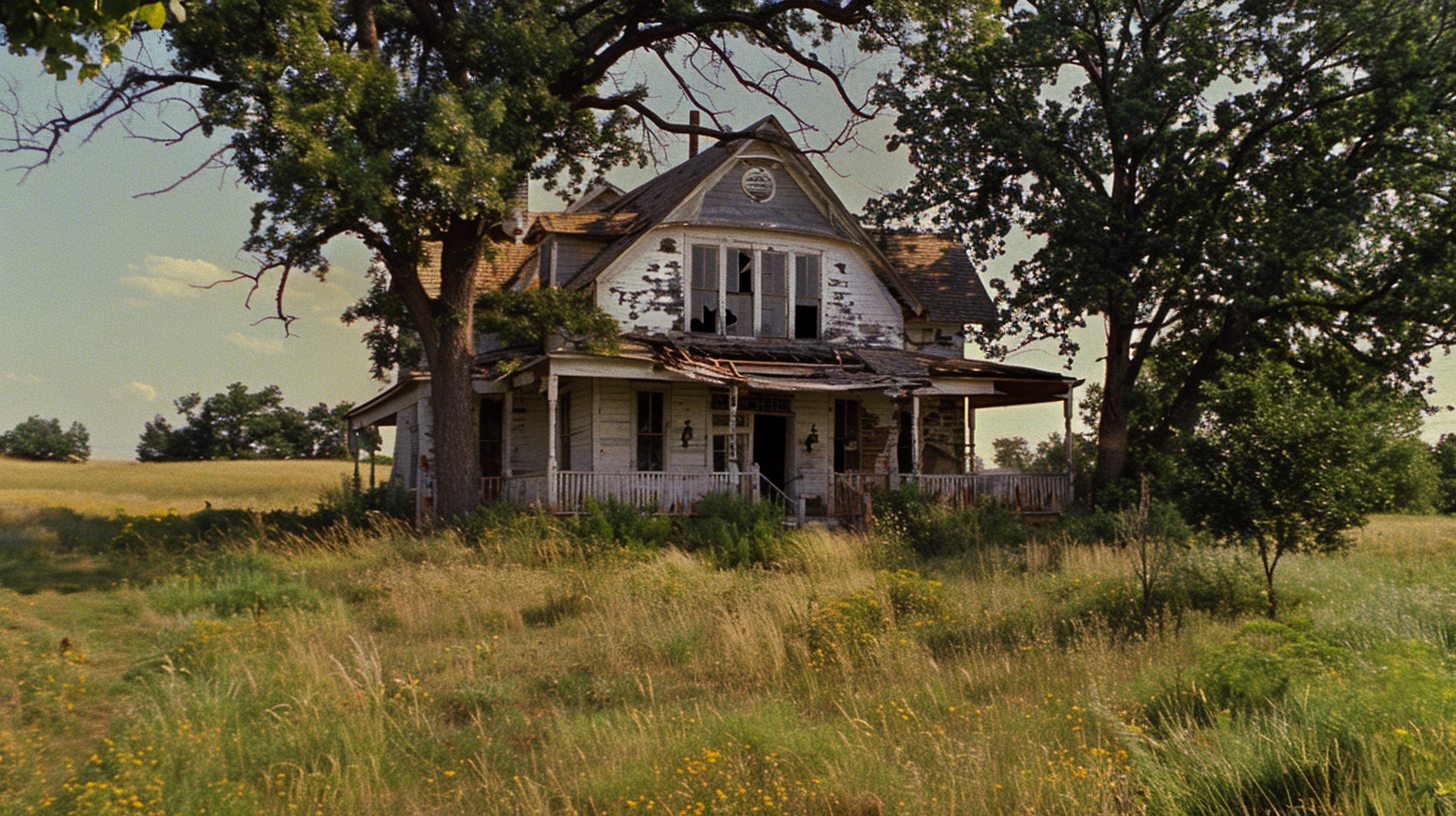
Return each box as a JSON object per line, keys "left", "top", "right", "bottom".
{"left": 831, "top": 472, "right": 1071, "bottom": 518}
{"left": 482, "top": 469, "right": 760, "bottom": 514}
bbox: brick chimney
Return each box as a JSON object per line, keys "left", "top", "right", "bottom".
{"left": 689, "top": 110, "right": 700, "bottom": 158}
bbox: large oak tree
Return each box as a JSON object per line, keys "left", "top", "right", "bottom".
{"left": 6, "top": 0, "right": 933, "bottom": 517}
{"left": 875, "top": 0, "right": 1456, "bottom": 499}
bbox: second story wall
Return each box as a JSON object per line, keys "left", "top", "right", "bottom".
{"left": 594, "top": 224, "right": 904, "bottom": 348}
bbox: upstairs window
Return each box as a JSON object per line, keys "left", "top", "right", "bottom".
{"left": 690, "top": 246, "right": 719, "bottom": 333}
{"left": 725, "top": 248, "right": 754, "bottom": 337}
{"left": 795, "top": 255, "right": 821, "bottom": 339}
{"left": 689, "top": 244, "right": 820, "bottom": 340}
{"left": 760, "top": 252, "right": 788, "bottom": 338}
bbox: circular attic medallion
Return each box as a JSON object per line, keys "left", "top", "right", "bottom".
{"left": 741, "top": 167, "right": 776, "bottom": 203}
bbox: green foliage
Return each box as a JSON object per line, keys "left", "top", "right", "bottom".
{"left": 567, "top": 497, "right": 672, "bottom": 552}
{"left": 2, "top": 0, "right": 177, "bottom": 80}
{"left": 1145, "top": 620, "right": 1353, "bottom": 732}
{"left": 876, "top": 0, "right": 1456, "bottom": 492}
{"left": 148, "top": 554, "right": 321, "bottom": 618}
{"left": 1434, "top": 434, "right": 1456, "bottom": 513}
{"left": 679, "top": 492, "right": 798, "bottom": 569}
{"left": 476, "top": 287, "right": 620, "bottom": 354}
{"left": 870, "top": 483, "right": 1026, "bottom": 558}
{"left": 137, "top": 382, "right": 352, "bottom": 461}
{"left": 1181, "top": 361, "right": 1417, "bottom": 614}
{"left": 0, "top": 415, "right": 90, "bottom": 462}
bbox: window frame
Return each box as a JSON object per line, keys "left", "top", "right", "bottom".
{"left": 635, "top": 391, "right": 665, "bottom": 472}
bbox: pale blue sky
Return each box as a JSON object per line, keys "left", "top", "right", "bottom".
{"left": 1, "top": 42, "right": 1450, "bottom": 460}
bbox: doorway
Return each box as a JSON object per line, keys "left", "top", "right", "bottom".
{"left": 752, "top": 414, "right": 788, "bottom": 493}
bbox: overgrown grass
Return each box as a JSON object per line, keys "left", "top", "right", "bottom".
{"left": 2, "top": 479, "right": 1455, "bottom": 814}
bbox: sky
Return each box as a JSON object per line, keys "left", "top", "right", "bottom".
{"left": 1, "top": 41, "right": 1452, "bottom": 461}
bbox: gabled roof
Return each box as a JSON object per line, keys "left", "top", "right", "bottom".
{"left": 878, "top": 235, "right": 997, "bottom": 325}
{"left": 558, "top": 117, "right": 923, "bottom": 316}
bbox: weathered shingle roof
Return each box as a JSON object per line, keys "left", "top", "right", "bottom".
{"left": 419, "top": 241, "right": 537, "bottom": 297}
{"left": 877, "top": 235, "right": 996, "bottom": 325}
{"left": 561, "top": 137, "right": 741, "bottom": 291}
{"left": 533, "top": 212, "right": 640, "bottom": 237}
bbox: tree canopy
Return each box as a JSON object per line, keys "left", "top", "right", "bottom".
{"left": 0, "top": 415, "right": 91, "bottom": 461}
{"left": 1, "top": 0, "right": 179, "bottom": 80}
{"left": 1179, "top": 360, "right": 1420, "bottom": 615}
{"left": 137, "top": 383, "right": 353, "bottom": 461}
{"left": 876, "top": 0, "right": 1456, "bottom": 500}
{"left": 5, "top": 0, "right": 938, "bottom": 517}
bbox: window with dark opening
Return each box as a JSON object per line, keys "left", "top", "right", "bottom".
{"left": 636, "top": 391, "right": 664, "bottom": 471}
{"left": 833, "top": 399, "right": 861, "bottom": 472}
{"left": 690, "top": 246, "right": 719, "bottom": 333}
{"left": 795, "top": 255, "right": 821, "bottom": 339}
{"left": 725, "top": 248, "right": 754, "bottom": 336}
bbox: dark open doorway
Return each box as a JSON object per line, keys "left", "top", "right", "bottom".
{"left": 752, "top": 414, "right": 788, "bottom": 493}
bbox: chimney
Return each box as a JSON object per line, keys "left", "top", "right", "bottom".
{"left": 689, "top": 110, "right": 700, "bottom": 158}
{"left": 510, "top": 180, "right": 530, "bottom": 244}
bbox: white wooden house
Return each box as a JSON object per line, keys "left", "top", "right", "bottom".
{"left": 348, "top": 117, "right": 1081, "bottom": 521}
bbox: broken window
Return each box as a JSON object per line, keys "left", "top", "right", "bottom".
{"left": 636, "top": 391, "right": 665, "bottom": 471}
{"left": 725, "top": 248, "right": 754, "bottom": 337}
{"left": 795, "top": 255, "right": 821, "bottom": 339}
{"left": 760, "top": 252, "right": 788, "bottom": 338}
{"left": 690, "top": 245, "right": 719, "bottom": 333}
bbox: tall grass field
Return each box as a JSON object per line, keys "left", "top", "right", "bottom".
{"left": 1, "top": 459, "right": 1454, "bottom": 815}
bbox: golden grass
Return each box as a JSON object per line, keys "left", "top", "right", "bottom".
{"left": 0, "top": 458, "right": 389, "bottom": 515}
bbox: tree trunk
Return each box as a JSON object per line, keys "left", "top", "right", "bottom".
{"left": 1092, "top": 317, "right": 1136, "bottom": 503}
{"left": 1147, "top": 307, "right": 1249, "bottom": 456}
{"left": 398, "top": 220, "right": 486, "bottom": 521}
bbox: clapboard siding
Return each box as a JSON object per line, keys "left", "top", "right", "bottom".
{"left": 596, "top": 225, "right": 903, "bottom": 347}
{"left": 694, "top": 161, "right": 841, "bottom": 238}
{"left": 595, "top": 379, "right": 635, "bottom": 472}
{"left": 510, "top": 391, "right": 549, "bottom": 473}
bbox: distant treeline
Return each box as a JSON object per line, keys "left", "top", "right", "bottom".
{"left": 137, "top": 383, "right": 360, "bottom": 462}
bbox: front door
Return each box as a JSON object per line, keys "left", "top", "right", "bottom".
{"left": 752, "top": 414, "right": 788, "bottom": 493}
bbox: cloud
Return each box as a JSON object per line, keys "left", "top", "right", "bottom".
{"left": 110, "top": 381, "right": 158, "bottom": 402}
{"left": 121, "top": 256, "right": 235, "bottom": 301}
{"left": 226, "top": 333, "right": 285, "bottom": 354}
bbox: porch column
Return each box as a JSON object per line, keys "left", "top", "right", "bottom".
{"left": 502, "top": 390, "right": 513, "bottom": 477}
{"left": 546, "top": 373, "right": 559, "bottom": 508}
{"left": 962, "top": 397, "right": 973, "bottom": 475}
{"left": 911, "top": 395, "right": 922, "bottom": 476}
{"left": 1064, "top": 389, "right": 1075, "bottom": 502}
{"left": 728, "top": 385, "right": 740, "bottom": 474}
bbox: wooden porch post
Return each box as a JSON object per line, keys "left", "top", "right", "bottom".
{"left": 728, "top": 385, "right": 740, "bottom": 473}
{"left": 546, "top": 373, "right": 559, "bottom": 509}
{"left": 1064, "top": 389, "right": 1075, "bottom": 503}
{"left": 962, "top": 397, "right": 972, "bottom": 475}
{"left": 502, "top": 390, "right": 513, "bottom": 477}
{"left": 911, "top": 395, "right": 922, "bottom": 476}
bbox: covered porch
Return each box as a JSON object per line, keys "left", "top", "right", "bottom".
{"left": 348, "top": 337, "right": 1082, "bottom": 524}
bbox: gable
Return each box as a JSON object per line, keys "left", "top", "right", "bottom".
{"left": 690, "top": 159, "right": 845, "bottom": 240}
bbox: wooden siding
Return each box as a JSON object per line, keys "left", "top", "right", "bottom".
{"left": 510, "top": 390, "right": 549, "bottom": 473}
{"left": 596, "top": 225, "right": 904, "bottom": 347}
{"left": 695, "top": 161, "right": 840, "bottom": 238}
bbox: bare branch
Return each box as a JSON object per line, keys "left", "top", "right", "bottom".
{"left": 134, "top": 146, "right": 234, "bottom": 197}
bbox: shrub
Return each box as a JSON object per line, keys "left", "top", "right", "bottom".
{"left": 679, "top": 492, "right": 797, "bottom": 568}
{"left": 870, "top": 484, "right": 1026, "bottom": 558}
{"left": 568, "top": 497, "right": 673, "bottom": 552}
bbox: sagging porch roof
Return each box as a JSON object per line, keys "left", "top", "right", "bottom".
{"left": 348, "top": 336, "right": 1081, "bottom": 429}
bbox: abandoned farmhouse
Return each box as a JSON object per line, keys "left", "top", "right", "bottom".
{"left": 347, "top": 117, "right": 1081, "bottom": 522}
